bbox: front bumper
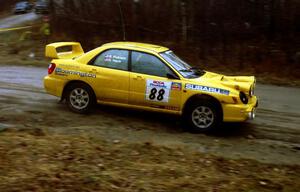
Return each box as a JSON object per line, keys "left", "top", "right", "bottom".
{"left": 247, "top": 99, "right": 258, "bottom": 120}
{"left": 223, "top": 96, "right": 258, "bottom": 122}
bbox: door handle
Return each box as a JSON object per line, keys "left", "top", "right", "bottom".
{"left": 133, "top": 75, "right": 144, "bottom": 80}
{"left": 89, "top": 68, "right": 97, "bottom": 73}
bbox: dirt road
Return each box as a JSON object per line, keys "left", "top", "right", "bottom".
{"left": 0, "top": 65, "right": 299, "bottom": 165}
{"left": 0, "top": 12, "right": 39, "bottom": 28}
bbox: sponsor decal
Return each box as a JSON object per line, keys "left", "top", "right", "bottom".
{"left": 104, "top": 55, "right": 112, "bottom": 62}
{"left": 185, "top": 84, "right": 230, "bottom": 95}
{"left": 171, "top": 82, "right": 182, "bottom": 91}
{"left": 164, "top": 106, "right": 179, "bottom": 111}
{"left": 149, "top": 104, "right": 164, "bottom": 109}
{"left": 104, "top": 54, "right": 127, "bottom": 63}
{"left": 55, "top": 68, "right": 96, "bottom": 78}
{"left": 58, "top": 64, "right": 79, "bottom": 69}
{"left": 149, "top": 104, "right": 179, "bottom": 111}
{"left": 146, "top": 80, "right": 171, "bottom": 103}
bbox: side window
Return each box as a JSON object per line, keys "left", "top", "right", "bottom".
{"left": 131, "top": 51, "right": 172, "bottom": 77}
{"left": 92, "top": 49, "right": 129, "bottom": 71}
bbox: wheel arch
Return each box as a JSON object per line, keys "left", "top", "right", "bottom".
{"left": 183, "top": 94, "right": 223, "bottom": 121}
{"left": 61, "top": 80, "right": 96, "bottom": 101}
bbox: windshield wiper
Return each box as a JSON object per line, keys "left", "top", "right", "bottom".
{"left": 179, "top": 67, "right": 206, "bottom": 78}
{"left": 180, "top": 67, "right": 205, "bottom": 74}
{"left": 189, "top": 67, "right": 203, "bottom": 71}
{"left": 190, "top": 67, "right": 206, "bottom": 75}
{"left": 179, "top": 69, "right": 193, "bottom": 72}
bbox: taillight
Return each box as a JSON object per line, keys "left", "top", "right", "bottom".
{"left": 48, "top": 63, "right": 56, "bottom": 74}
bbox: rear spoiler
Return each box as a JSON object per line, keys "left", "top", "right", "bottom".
{"left": 45, "top": 42, "right": 84, "bottom": 59}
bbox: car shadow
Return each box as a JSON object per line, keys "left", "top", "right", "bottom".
{"left": 92, "top": 103, "right": 256, "bottom": 138}
{"left": 93, "top": 104, "right": 183, "bottom": 132}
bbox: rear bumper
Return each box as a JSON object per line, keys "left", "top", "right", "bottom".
{"left": 223, "top": 96, "right": 258, "bottom": 122}
{"left": 44, "top": 76, "right": 64, "bottom": 97}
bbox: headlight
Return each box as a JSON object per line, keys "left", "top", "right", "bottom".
{"left": 239, "top": 92, "right": 248, "bottom": 104}
{"left": 249, "top": 86, "right": 254, "bottom": 96}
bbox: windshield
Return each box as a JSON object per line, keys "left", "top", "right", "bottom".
{"left": 160, "top": 50, "right": 205, "bottom": 78}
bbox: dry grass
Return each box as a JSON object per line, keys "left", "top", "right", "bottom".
{"left": 0, "top": 30, "right": 49, "bottom": 67}
{"left": 0, "top": 128, "right": 299, "bottom": 192}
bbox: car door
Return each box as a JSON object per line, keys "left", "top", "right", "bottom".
{"left": 89, "top": 49, "right": 130, "bottom": 104}
{"left": 129, "top": 51, "right": 182, "bottom": 111}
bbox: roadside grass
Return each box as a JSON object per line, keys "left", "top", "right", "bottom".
{"left": 0, "top": 28, "right": 49, "bottom": 67}
{"left": 0, "top": 30, "right": 299, "bottom": 87}
{"left": 0, "top": 11, "right": 10, "bottom": 20}
{"left": 0, "top": 128, "right": 299, "bottom": 192}
{"left": 0, "top": 54, "right": 48, "bottom": 67}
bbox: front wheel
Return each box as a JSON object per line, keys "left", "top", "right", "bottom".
{"left": 66, "top": 83, "right": 95, "bottom": 114}
{"left": 184, "top": 99, "right": 221, "bottom": 133}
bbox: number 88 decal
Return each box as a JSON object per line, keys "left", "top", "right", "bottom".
{"left": 149, "top": 88, "right": 165, "bottom": 101}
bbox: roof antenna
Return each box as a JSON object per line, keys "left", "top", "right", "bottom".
{"left": 117, "top": 0, "right": 126, "bottom": 41}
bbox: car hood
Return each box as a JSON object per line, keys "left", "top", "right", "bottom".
{"left": 186, "top": 71, "right": 256, "bottom": 96}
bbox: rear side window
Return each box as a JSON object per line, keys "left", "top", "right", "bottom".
{"left": 92, "top": 49, "right": 129, "bottom": 71}
{"left": 131, "top": 51, "right": 172, "bottom": 77}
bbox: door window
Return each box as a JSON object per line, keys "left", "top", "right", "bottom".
{"left": 131, "top": 51, "right": 173, "bottom": 77}
{"left": 92, "top": 49, "right": 129, "bottom": 71}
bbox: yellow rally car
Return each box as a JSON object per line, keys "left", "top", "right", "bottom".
{"left": 44, "top": 42, "right": 258, "bottom": 132}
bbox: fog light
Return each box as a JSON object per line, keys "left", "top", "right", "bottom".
{"left": 248, "top": 110, "right": 256, "bottom": 120}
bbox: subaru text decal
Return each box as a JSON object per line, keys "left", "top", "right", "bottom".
{"left": 185, "top": 84, "right": 230, "bottom": 95}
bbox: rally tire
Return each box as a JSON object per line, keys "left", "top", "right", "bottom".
{"left": 65, "top": 83, "right": 95, "bottom": 114}
{"left": 183, "top": 99, "right": 221, "bottom": 133}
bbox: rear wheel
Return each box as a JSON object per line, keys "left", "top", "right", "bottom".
{"left": 66, "top": 83, "right": 95, "bottom": 114}
{"left": 184, "top": 99, "right": 221, "bottom": 133}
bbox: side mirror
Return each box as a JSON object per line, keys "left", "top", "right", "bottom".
{"left": 166, "top": 73, "right": 180, "bottom": 80}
